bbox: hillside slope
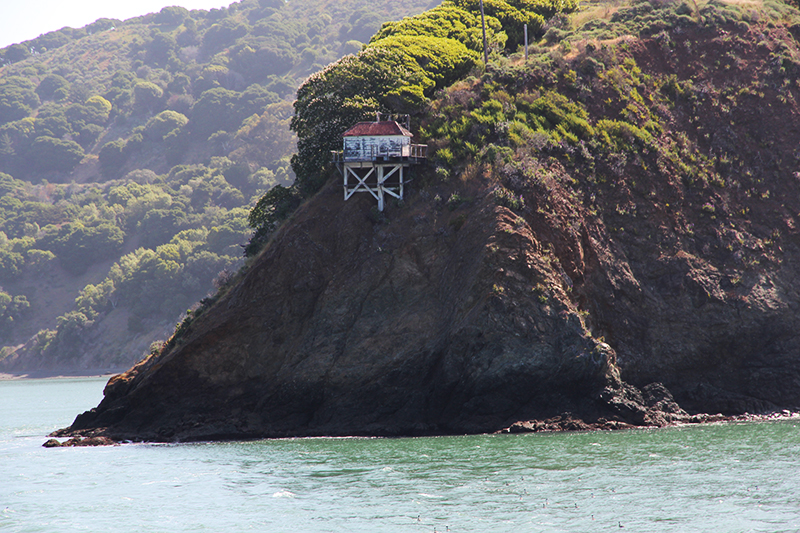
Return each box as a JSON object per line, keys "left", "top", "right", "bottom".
{"left": 58, "top": 0, "right": 800, "bottom": 441}
{"left": 0, "top": 0, "right": 433, "bottom": 374}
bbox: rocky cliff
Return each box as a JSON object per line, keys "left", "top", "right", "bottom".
{"left": 57, "top": 0, "right": 800, "bottom": 442}
{"left": 57, "top": 180, "right": 654, "bottom": 441}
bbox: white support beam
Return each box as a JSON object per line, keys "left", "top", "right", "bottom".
{"left": 380, "top": 164, "right": 400, "bottom": 183}
{"left": 342, "top": 161, "right": 410, "bottom": 211}
{"left": 399, "top": 165, "right": 404, "bottom": 200}
{"left": 377, "top": 166, "right": 384, "bottom": 212}
{"left": 343, "top": 165, "right": 379, "bottom": 202}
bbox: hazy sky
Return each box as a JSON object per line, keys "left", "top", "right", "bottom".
{"left": 0, "top": 0, "right": 233, "bottom": 49}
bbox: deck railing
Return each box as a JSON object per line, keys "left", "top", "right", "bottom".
{"left": 331, "top": 144, "right": 427, "bottom": 163}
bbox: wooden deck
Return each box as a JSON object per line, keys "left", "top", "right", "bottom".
{"left": 331, "top": 144, "right": 427, "bottom": 164}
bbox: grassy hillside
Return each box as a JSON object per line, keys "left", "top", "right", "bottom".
{"left": 0, "top": 0, "right": 435, "bottom": 372}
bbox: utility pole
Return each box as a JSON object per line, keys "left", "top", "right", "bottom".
{"left": 479, "top": 0, "right": 488, "bottom": 66}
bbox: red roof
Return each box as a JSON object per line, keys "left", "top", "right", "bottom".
{"left": 342, "top": 121, "right": 412, "bottom": 137}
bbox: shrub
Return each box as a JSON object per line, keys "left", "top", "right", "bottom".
{"left": 493, "top": 186, "right": 525, "bottom": 211}
{"left": 99, "top": 139, "right": 128, "bottom": 176}
{"left": 144, "top": 110, "right": 189, "bottom": 141}
{"left": 35, "top": 74, "right": 70, "bottom": 101}
{"left": 133, "top": 81, "right": 164, "bottom": 112}
{"left": 24, "top": 136, "right": 84, "bottom": 174}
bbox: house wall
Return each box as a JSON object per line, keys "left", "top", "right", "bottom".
{"left": 343, "top": 135, "right": 411, "bottom": 161}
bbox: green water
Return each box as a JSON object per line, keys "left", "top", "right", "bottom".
{"left": 1, "top": 378, "right": 798, "bottom": 532}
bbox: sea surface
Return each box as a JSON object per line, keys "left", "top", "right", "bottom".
{"left": 1, "top": 377, "right": 798, "bottom": 533}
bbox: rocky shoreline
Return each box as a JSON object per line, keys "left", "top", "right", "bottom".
{"left": 501, "top": 409, "right": 800, "bottom": 434}
{"left": 44, "top": 409, "right": 800, "bottom": 447}
{"left": 43, "top": 436, "right": 116, "bottom": 447}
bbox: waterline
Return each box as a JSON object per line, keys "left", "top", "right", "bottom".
{"left": 2, "top": 378, "right": 798, "bottom": 532}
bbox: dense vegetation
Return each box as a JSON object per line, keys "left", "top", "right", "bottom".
{"left": 0, "top": 0, "right": 435, "bottom": 370}
{"left": 249, "top": 0, "right": 579, "bottom": 240}
{"left": 417, "top": 0, "right": 800, "bottom": 242}
{"left": 247, "top": 0, "right": 800, "bottom": 269}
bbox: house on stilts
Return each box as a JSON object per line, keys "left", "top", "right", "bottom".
{"left": 332, "top": 116, "right": 427, "bottom": 211}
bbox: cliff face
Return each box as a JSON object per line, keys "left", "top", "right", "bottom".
{"left": 569, "top": 20, "right": 800, "bottom": 415}
{"left": 62, "top": 169, "right": 800, "bottom": 441}
{"left": 63, "top": 179, "right": 651, "bottom": 441}
{"left": 60, "top": 5, "right": 800, "bottom": 441}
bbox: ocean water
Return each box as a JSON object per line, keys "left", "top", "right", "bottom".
{"left": 1, "top": 378, "right": 799, "bottom": 533}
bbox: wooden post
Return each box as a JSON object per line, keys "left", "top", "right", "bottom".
{"left": 399, "top": 165, "right": 404, "bottom": 202}
{"left": 479, "top": 0, "right": 488, "bottom": 66}
{"left": 343, "top": 165, "right": 349, "bottom": 200}
{"left": 377, "top": 165, "right": 385, "bottom": 212}
{"left": 524, "top": 24, "right": 528, "bottom": 62}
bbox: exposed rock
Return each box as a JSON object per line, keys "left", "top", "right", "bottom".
{"left": 54, "top": 154, "right": 800, "bottom": 442}
{"left": 42, "top": 436, "right": 116, "bottom": 447}
{"left": 52, "top": 178, "right": 659, "bottom": 442}
{"left": 504, "top": 383, "right": 689, "bottom": 433}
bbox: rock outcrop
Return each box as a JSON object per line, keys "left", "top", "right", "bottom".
{"left": 58, "top": 181, "right": 658, "bottom": 441}
{"left": 55, "top": 165, "right": 800, "bottom": 441}
{"left": 56, "top": 154, "right": 800, "bottom": 442}
{"left": 55, "top": 14, "right": 800, "bottom": 442}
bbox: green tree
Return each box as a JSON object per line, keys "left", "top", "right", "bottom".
{"left": 133, "top": 81, "right": 164, "bottom": 113}
{"left": 190, "top": 88, "right": 240, "bottom": 137}
{"left": 370, "top": 4, "right": 506, "bottom": 53}
{"left": 84, "top": 96, "right": 112, "bottom": 123}
{"left": 144, "top": 110, "right": 189, "bottom": 140}
{"left": 154, "top": 6, "right": 189, "bottom": 25}
{"left": 445, "top": 0, "right": 577, "bottom": 48}
{"left": 0, "top": 289, "right": 29, "bottom": 332}
{"left": 37, "top": 220, "right": 125, "bottom": 274}
{"left": 3, "top": 44, "right": 30, "bottom": 63}
{"left": 76, "top": 123, "right": 104, "bottom": 148}
{"left": 64, "top": 96, "right": 111, "bottom": 134}
{"left": 35, "top": 74, "right": 70, "bottom": 101}
{"left": 202, "top": 19, "right": 250, "bottom": 54}
{"left": 85, "top": 18, "right": 119, "bottom": 34}
{"left": 0, "top": 248, "right": 24, "bottom": 279}
{"left": 0, "top": 77, "right": 40, "bottom": 125}
{"left": 98, "top": 139, "right": 128, "bottom": 176}
{"left": 25, "top": 136, "right": 84, "bottom": 174}
{"left": 26, "top": 248, "right": 56, "bottom": 272}
{"left": 230, "top": 42, "right": 298, "bottom": 82}
{"left": 35, "top": 113, "right": 71, "bottom": 138}
{"left": 146, "top": 31, "right": 178, "bottom": 67}
{"left": 138, "top": 208, "right": 188, "bottom": 249}
{"left": 246, "top": 184, "right": 301, "bottom": 255}
{"left": 290, "top": 37, "right": 476, "bottom": 195}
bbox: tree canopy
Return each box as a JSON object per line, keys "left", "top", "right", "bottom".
{"left": 283, "top": 0, "right": 575, "bottom": 202}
